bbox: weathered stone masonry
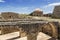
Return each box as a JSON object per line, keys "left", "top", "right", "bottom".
{"left": 0, "top": 21, "right": 58, "bottom": 40}
{"left": 18, "top": 22, "right": 58, "bottom": 40}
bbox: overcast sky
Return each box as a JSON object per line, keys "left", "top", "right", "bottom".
{"left": 0, "top": 0, "right": 60, "bottom": 14}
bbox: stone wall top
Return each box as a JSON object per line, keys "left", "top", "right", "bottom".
{"left": 0, "top": 21, "right": 48, "bottom": 25}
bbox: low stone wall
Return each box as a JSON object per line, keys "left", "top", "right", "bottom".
{"left": 19, "top": 23, "right": 43, "bottom": 40}
{"left": 0, "top": 21, "right": 59, "bottom": 40}
{"left": 18, "top": 22, "right": 58, "bottom": 40}
{"left": 0, "top": 25, "right": 19, "bottom": 34}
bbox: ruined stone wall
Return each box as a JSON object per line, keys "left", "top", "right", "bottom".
{"left": 20, "top": 23, "right": 39, "bottom": 40}
{"left": 19, "top": 22, "right": 58, "bottom": 39}
{"left": 53, "top": 6, "right": 60, "bottom": 18}
{"left": 0, "top": 21, "right": 59, "bottom": 39}
{"left": 41, "top": 22, "right": 58, "bottom": 39}
{"left": 30, "top": 11, "right": 43, "bottom": 16}
{"left": 19, "top": 23, "right": 51, "bottom": 40}
{"left": 1, "top": 12, "right": 19, "bottom": 19}
{"left": 19, "top": 22, "right": 58, "bottom": 40}
{"left": 0, "top": 25, "right": 19, "bottom": 34}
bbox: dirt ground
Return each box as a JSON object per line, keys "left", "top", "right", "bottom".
{"left": 0, "top": 31, "right": 52, "bottom": 40}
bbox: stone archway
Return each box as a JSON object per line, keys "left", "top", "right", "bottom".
{"left": 42, "top": 22, "right": 58, "bottom": 39}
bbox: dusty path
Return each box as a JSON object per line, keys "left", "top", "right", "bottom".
{"left": 0, "top": 31, "right": 52, "bottom": 40}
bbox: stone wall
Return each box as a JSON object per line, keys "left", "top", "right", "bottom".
{"left": 19, "top": 23, "right": 39, "bottom": 40}
{"left": 1, "top": 12, "right": 19, "bottom": 19}
{"left": 18, "top": 22, "right": 58, "bottom": 39}
{"left": 0, "top": 21, "right": 59, "bottom": 40}
{"left": 30, "top": 11, "right": 43, "bottom": 16}
{"left": 53, "top": 6, "right": 60, "bottom": 18}
{"left": 0, "top": 25, "right": 19, "bottom": 34}
{"left": 41, "top": 22, "right": 58, "bottom": 39}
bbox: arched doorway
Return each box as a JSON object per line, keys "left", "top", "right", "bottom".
{"left": 42, "top": 22, "right": 58, "bottom": 39}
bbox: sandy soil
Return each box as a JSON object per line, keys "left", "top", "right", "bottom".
{"left": 0, "top": 31, "right": 52, "bottom": 40}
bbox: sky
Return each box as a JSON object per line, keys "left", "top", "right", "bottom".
{"left": 0, "top": 0, "right": 60, "bottom": 14}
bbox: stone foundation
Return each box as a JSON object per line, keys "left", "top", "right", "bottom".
{"left": 0, "top": 21, "right": 59, "bottom": 40}
{"left": 0, "top": 25, "right": 19, "bottom": 34}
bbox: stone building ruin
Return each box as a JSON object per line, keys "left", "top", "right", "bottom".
{"left": 0, "top": 12, "right": 59, "bottom": 40}
{"left": 53, "top": 5, "right": 60, "bottom": 18}
{"left": 0, "top": 21, "right": 59, "bottom": 40}
{"left": 30, "top": 8, "right": 43, "bottom": 16}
